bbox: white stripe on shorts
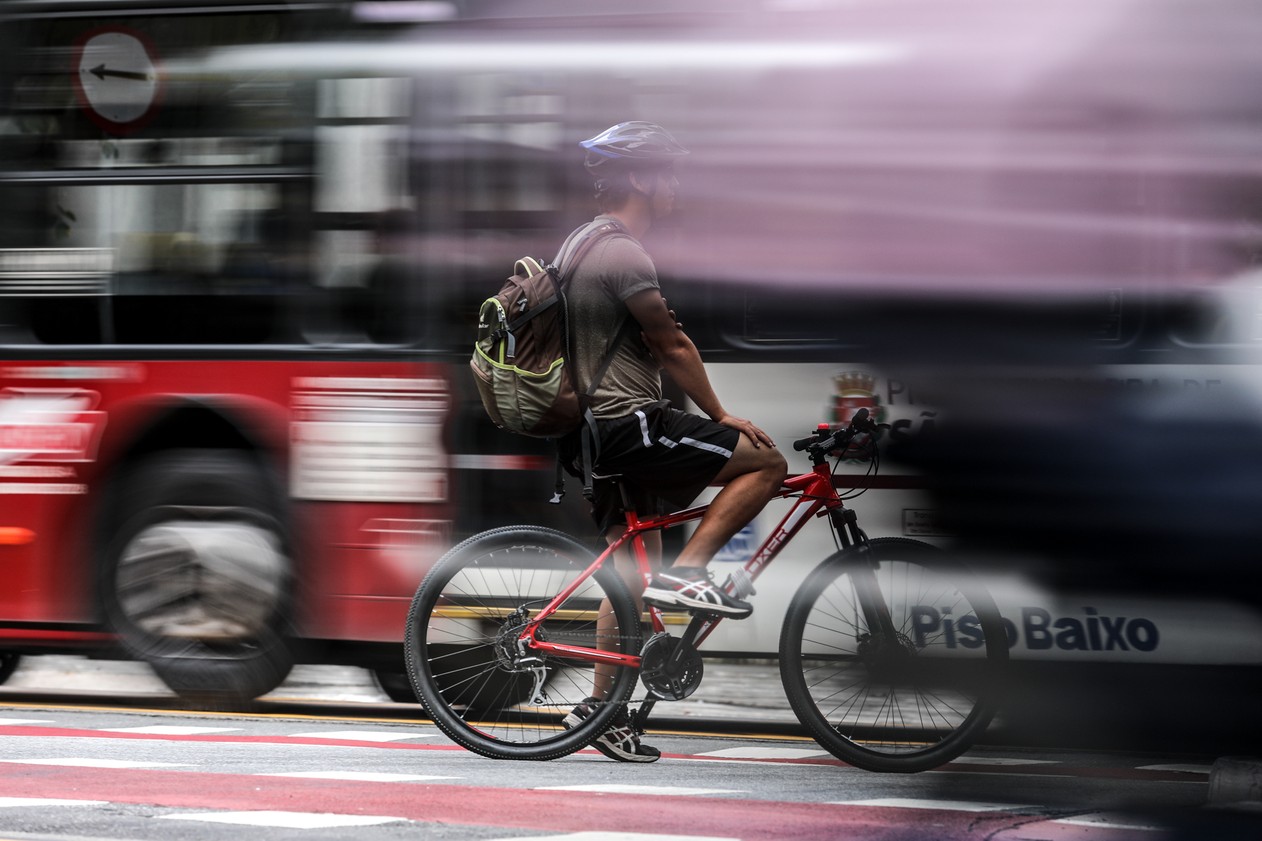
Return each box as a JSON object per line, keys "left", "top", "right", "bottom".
{"left": 658, "top": 435, "right": 733, "bottom": 459}
{"left": 635, "top": 410, "right": 653, "bottom": 448}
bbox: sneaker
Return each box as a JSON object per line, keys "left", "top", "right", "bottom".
{"left": 642, "top": 567, "right": 753, "bottom": 619}
{"left": 562, "top": 698, "right": 661, "bottom": 763}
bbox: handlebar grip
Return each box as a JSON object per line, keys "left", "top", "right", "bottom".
{"left": 794, "top": 408, "right": 871, "bottom": 451}
{"left": 793, "top": 435, "right": 817, "bottom": 452}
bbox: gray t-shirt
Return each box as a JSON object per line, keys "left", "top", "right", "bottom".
{"left": 564, "top": 218, "right": 663, "bottom": 419}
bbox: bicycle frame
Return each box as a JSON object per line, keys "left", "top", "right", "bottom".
{"left": 520, "top": 456, "right": 869, "bottom": 668}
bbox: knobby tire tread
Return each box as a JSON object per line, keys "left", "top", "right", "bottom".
{"left": 405, "top": 525, "right": 641, "bottom": 760}
{"left": 779, "top": 537, "right": 1007, "bottom": 773}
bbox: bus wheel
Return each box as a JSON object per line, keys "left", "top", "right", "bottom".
{"left": 0, "top": 653, "right": 19, "bottom": 685}
{"left": 99, "top": 449, "right": 295, "bottom": 706}
{"left": 373, "top": 669, "right": 418, "bottom": 703}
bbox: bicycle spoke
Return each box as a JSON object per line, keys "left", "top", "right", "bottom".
{"left": 781, "top": 539, "right": 1005, "bottom": 772}
{"left": 406, "top": 528, "right": 642, "bottom": 759}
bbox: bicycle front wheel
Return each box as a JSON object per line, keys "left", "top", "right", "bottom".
{"left": 405, "top": 526, "right": 642, "bottom": 760}
{"left": 780, "top": 537, "right": 1007, "bottom": 772}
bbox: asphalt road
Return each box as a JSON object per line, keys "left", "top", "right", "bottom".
{"left": 0, "top": 656, "right": 1259, "bottom": 840}
{"left": 0, "top": 704, "right": 1241, "bottom": 841}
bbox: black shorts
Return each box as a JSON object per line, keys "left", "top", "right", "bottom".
{"left": 562, "top": 400, "right": 740, "bottom": 533}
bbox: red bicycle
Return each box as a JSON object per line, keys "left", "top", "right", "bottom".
{"left": 405, "top": 409, "right": 1007, "bottom": 772}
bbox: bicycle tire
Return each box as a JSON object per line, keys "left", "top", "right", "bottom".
{"left": 779, "top": 537, "right": 1007, "bottom": 772}
{"left": 405, "top": 526, "right": 642, "bottom": 760}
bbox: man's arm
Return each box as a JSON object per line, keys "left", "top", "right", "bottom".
{"left": 625, "top": 288, "right": 774, "bottom": 448}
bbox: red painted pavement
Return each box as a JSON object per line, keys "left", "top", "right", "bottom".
{"left": 0, "top": 724, "right": 1195, "bottom": 839}
{"left": 0, "top": 763, "right": 1002, "bottom": 841}
{"left": 0, "top": 726, "right": 1208, "bottom": 782}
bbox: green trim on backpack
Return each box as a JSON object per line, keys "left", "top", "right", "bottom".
{"left": 469, "top": 220, "right": 629, "bottom": 439}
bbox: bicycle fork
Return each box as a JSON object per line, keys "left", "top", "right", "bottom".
{"left": 830, "top": 509, "right": 900, "bottom": 642}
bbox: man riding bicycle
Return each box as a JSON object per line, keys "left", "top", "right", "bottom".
{"left": 558, "top": 122, "right": 787, "bottom": 761}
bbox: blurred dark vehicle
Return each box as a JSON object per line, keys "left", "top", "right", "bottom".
{"left": 891, "top": 367, "right": 1262, "bottom": 605}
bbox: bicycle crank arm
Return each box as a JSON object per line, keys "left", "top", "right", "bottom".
{"left": 630, "top": 698, "right": 657, "bottom": 733}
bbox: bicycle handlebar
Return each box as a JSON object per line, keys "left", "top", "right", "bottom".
{"left": 792, "top": 408, "right": 875, "bottom": 455}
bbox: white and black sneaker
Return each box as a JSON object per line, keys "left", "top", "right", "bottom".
{"left": 642, "top": 567, "right": 753, "bottom": 619}
{"left": 562, "top": 698, "right": 661, "bottom": 763}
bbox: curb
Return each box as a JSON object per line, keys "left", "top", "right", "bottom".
{"left": 1208, "top": 756, "right": 1262, "bottom": 805}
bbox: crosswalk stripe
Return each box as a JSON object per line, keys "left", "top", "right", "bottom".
{"left": 536, "top": 784, "right": 741, "bottom": 797}
{"left": 286, "top": 730, "right": 434, "bottom": 742}
{"left": 696, "top": 747, "right": 828, "bottom": 760}
{"left": 482, "top": 828, "right": 737, "bottom": 833}
{"left": 0, "top": 719, "right": 55, "bottom": 726}
{"left": 835, "top": 798, "right": 1034, "bottom": 812}
{"left": 256, "top": 771, "right": 456, "bottom": 782}
{"left": 1053, "top": 813, "right": 1167, "bottom": 831}
{"left": 1137, "top": 764, "right": 1212, "bottom": 774}
{"left": 949, "top": 756, "right": 1059, "bottom": 766}
{"left": 102, "top": 726, "right": 242, "bottom": 736}
{"left": 0, "top": 758, "right": 192, "bottom": 769}
{"left": 0, "top": 797, "right": 107, "bottom": 808}
{"left": 157, "top": 810, "right": 407, "bottom": 828}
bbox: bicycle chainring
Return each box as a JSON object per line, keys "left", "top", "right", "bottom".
{"left": 638, "top": 632, "right": 704, "bottom": 701}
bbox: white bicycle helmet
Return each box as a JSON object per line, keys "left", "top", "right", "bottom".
{"left": 580, "top": 121, "right": 689, "bottom": 170}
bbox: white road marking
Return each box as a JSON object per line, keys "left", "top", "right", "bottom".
{"left": 102, "top": 726, "right": 241, "bottom": 736}
{"left": 484, "top": 828, "right": 737, "bottom": 833}
{"left": 536, "top": 784, "right": 740, "bottom": 797}
{"left": 1053, "top": 813, "right": 1167, "bottom": 831}
{"left": 1138, "top": 764, "right": 1212, "bottom": 774}
{"left": 835, "top": 798, "right": 1034, "bottom": 812}
{"left": 696, "top": 747, "right": 828, "bottom": 760}
{"left": 159, "top": 810, "right": 406, "bottom": 828}
{"left": 0, "top": 758, "right": 191, "bottom": 769}
{"left": 949, "top": 756, "right": 1059, "bottom": 766}
{"left": 0, "top": 797, "right": 106, "bottom": 808}
{"left": 257, "top": 771, "right": 456, "bottom": 782}
{"left": 0, "top": 718, "right": 54, "bottom": 726}
{"left": 287, "top": 730, "right": 434, "bottom": 742}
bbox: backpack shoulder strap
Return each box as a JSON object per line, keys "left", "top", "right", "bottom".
{"left": 550, "top": 219, "right": 637, "bottom": 503}
{"left": 553, "top": 218, "right": 629, "bottom": 284}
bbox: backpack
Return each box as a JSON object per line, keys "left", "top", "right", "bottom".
{"left": 470, "top": 220, "right": 630, "bottom": 440}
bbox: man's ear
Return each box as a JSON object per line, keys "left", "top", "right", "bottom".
{"left": 627, "top": 170, "right": 651, "bottom": 196}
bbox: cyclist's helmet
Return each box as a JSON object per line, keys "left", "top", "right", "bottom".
{"left": 580, "top": 121, "right": 689, "bottom": 172}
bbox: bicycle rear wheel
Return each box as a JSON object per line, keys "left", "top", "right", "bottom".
{"left": 405, "top": 526, "right": 642, "bottom": 760}
{"left": 780, "top": 537, "right": 1007, "bottom": 772}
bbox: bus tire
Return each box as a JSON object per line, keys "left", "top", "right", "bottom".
{"left": 97, "top": 449, "right": 295, "bottom": 706}
{"left": 374, "top": 669, "right": 418, "bottom": 703}
{"left": 0, "top": 653, "right": 18, "bottom": 685}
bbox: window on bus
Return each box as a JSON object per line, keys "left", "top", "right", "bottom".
{"left": 306, "top": 76, "right": 423, "bottom": 347}
{"left": 0, "top": 6, "right": 329, "bottom": 347}
{"left": 399, "top": 70, "right": 571, "bottom": 354}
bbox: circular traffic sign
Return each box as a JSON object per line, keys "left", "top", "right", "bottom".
{"left": 73, "top": 28, "right": 161, "bottom": 133}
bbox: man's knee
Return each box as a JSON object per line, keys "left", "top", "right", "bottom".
{"left": 759, "top": 447, "right": 789, "bottom": 489}
{"left": 714, "top": 438, "right": 787, "bottom": 487}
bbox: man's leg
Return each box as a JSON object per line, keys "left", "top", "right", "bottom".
{"left": 592, "top": 527, "right": 659, "bottom": 699}
{"left": 672, "top": 435, "right": 786, "bottom": 569}
{"left": 576, "top": 529, "right": 664, "bottom": 763}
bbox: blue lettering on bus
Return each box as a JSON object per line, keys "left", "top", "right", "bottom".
{"left": 909, "top": 605, "right": 1160, "bottom": 652}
